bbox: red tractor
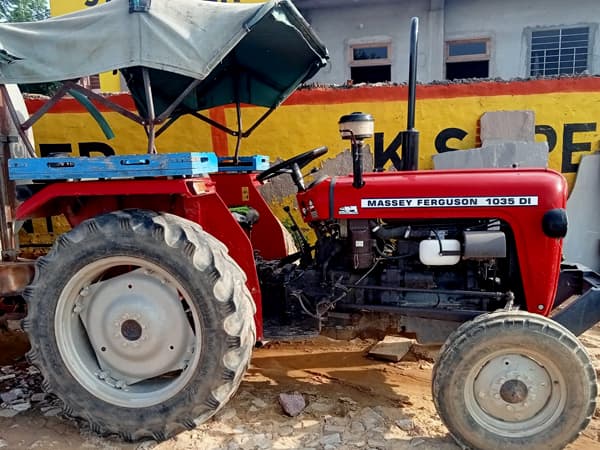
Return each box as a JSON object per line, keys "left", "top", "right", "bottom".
{"left": 0, "top": 1, "right": 597, "bottom": 449}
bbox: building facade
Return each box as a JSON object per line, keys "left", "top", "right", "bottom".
{"left": 294, "top": 0, "right": 600, "bottom": 84}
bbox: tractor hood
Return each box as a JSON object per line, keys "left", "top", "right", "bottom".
{"left": 0, "top": 0, "right": 328, "bottom": 116}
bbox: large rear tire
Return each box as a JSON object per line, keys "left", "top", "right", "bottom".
{"left": 23, "top": 209, "right": 255, "bottom": 441}
{"left": 432, "top": 310, "right": 597, "bottom": 450}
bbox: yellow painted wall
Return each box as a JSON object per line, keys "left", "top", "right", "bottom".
{"left": 20, "top": 78, "right": 600, "bottom": 245}
{"left": 28, "top": 81, "right": 600, "bottom": 186}
{"left": 49, "top": 0, "right": 120, "bottom": 92}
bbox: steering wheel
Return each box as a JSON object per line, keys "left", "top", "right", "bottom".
{"left": 256, "top": 146, "right": 328, "bottom": 190}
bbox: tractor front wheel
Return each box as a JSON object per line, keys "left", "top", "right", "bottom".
{"left": 433, "top": 310, "right": 597, "bottom": 450}
{"left": 24, "top": 209, "right": 255, "bottom": 441}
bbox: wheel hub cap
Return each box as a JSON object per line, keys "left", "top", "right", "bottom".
{"left": 500, "top": 379, "right": 528, "bottom": 404}
{"left": 78, "top": 269, "right": 195, "bottom": 386}
{"left": 121, "top": 319, "right": 143, "bottom": 341}
{"left": 472, "top": 354, "right": 552, "bottom": 422}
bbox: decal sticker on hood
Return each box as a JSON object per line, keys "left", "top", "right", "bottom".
{"left": 361, "top": 196, "right": 539, "bottom": 208}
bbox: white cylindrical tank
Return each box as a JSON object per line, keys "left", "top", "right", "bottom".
{"left": 419, "top": 239, "right": 461, "bottom": 266}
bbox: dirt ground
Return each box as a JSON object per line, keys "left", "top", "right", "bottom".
{"left": 0, "top": 326, "right": 599, "bottom": 450}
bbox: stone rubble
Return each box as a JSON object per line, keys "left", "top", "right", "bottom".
{"left": 278, "top": 392, "right": 306, "bottom": 417}
{"left": 0, "top": 361, "right": 60, "bottom": 420}
{"left": 12, "top": 337, "right": 595, "bottom": 450}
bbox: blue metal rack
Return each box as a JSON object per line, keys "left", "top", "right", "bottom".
{"left": 9, "top": 152, "right": 219, "bottom": 181}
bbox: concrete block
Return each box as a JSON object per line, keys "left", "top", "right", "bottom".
{"left": 480, "top": 110, "right": 535, "bottom": 145}
{"left": 368, "top": 336, "right": 414, "bottom": 362}
{"left": 433, "top": 141, "right": 548, "bottom": 170}
{"left": 564, "top": 153, "right": 600, "bottom": 272}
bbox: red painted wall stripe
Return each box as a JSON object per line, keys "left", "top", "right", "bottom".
{"left": 209, "top": 107, "right": 228, "bottom": 156}
{"left": 24, "top": 77, "right": 600, "bottom": 115}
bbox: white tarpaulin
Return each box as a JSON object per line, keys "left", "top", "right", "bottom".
{"left": 0, "top": 0, "right": 302, "bottom": 83}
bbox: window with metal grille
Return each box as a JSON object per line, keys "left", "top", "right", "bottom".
{"left": 530, "top": 27, "right": 589, "bottom": 76}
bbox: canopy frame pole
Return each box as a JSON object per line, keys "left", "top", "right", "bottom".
{"left": 233, "top": 72, "right": 242, "bottom": 164}
{"left": 189, "top": 106, "right": 275, "bottom": 140}
{"left": 0, "top": 85, "right": 36, "bottom": 158}
{"left": 21, "top": 82, "right": 74, "bottom": 131}
{"left": 155, "top": 115, "right": 181, "bottom": 138}
{"left": 155, "top": 78, "right": 201, "bottom": 123}
{"left": 242, "top": 106, "right": 276, "bottom": 137}
{"left": 67, "top": 83, "right": 145, "bottom": 124}
{"left": 142, "top": 68, "right": 157, "bottom": 154}
{"left": 0, "top": 134, "right": 18, "bottom": 261}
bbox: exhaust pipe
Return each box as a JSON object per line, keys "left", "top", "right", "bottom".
{"left": 401, "top": 17, "right": 419, "bottom": 171}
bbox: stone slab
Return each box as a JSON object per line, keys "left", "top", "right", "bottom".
{"left": 368, "top": 336, "right": 414, "bottom": 362}
{"left": 480, "top": 110, "right": 535, "bottom": 145}
{"left": 433, "top": 141, "right": 548, "bottom": 170}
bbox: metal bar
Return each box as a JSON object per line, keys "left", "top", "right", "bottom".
{"left": 401, "top": 129, "right": 419, "bottom": 171}
{"left": 242, "top": 106, "right": 276, "bottom": 137}
{"left": 0, "top": 85, "right": 36, "bottom": 157}
{"left": 191, "top": 105, "right": 275, "bottom": 140}
{"left": 0, "top": 136, "right": 18, "bottom": 261}
{"left": 401, "top": 17, "right": 420, "bottom": 171}
{"left": 67, "top": 83, "right": 145, "bottom": 125}
{"left": 552, "top": 285, "right": 600, "bottom": 336}
{"left": 21, "top": 82, "right": 73, "bottom": 130}
{"left": 341, "top": 303, "right": 483, "bottom": 322}
{"left": 551, "top": 265, "right": 600, "bottom": 335}
{"left": 155, "top": 115, "right": 181, "bottom": 138}
{"left": 344, "top": 283, "right": 505, "bottom": 299}
{"left": 155, "top": 78, "right": 201, "bottom": 122}
{"left": 142, "top": 68, "right": 156, "bottom": 154}
{"left": 407, "top": 17, "right": 419, "bottom": 131}
{"left": 233, "top": 85, "right": 242, "bottom": 163}
{"left": 190, "top": 111, "right": 239, "bottom": 137}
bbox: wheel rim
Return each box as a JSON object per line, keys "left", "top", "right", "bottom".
{"left": 464, "top": 350, "right": 566, "bottom": 438}
{"left": 55, "top": 256, "right": 202, "bottom": 408}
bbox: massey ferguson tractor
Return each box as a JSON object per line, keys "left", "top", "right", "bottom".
{"left": 0, "top": 1, "right": 597, "bottom": 449}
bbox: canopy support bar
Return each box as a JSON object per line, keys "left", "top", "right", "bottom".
{"left": 189, "top": 105, "right": 276, "bottom": 141}
{"left": 142, "top": 68, "right": 156, "bottom": 154}
{"left": 155, "top": 115, "right": 181, "bottom": 138}
{"left": 233, "top": 72, "right": 242, "bottom": 164}
{"left": 67, "top": 83, "right": 145, "bottom": 125}
{"left": 21, "top": 82, "right": 73, "bottom": 131}
{"left": 0, "top": 85, "right": 35, "bottom": 158}
{"left": 156, "top": 78, "right": 201, "bottom": 123}
{"left": 0, "top": 135, "right": 18, "bottom": 261}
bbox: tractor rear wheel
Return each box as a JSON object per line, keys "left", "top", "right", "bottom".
{"left": 432, "top": 310, "right": 597, "bottom": 450}
{"left": 23, "top": 209, "right": 255, "bottom": 441}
